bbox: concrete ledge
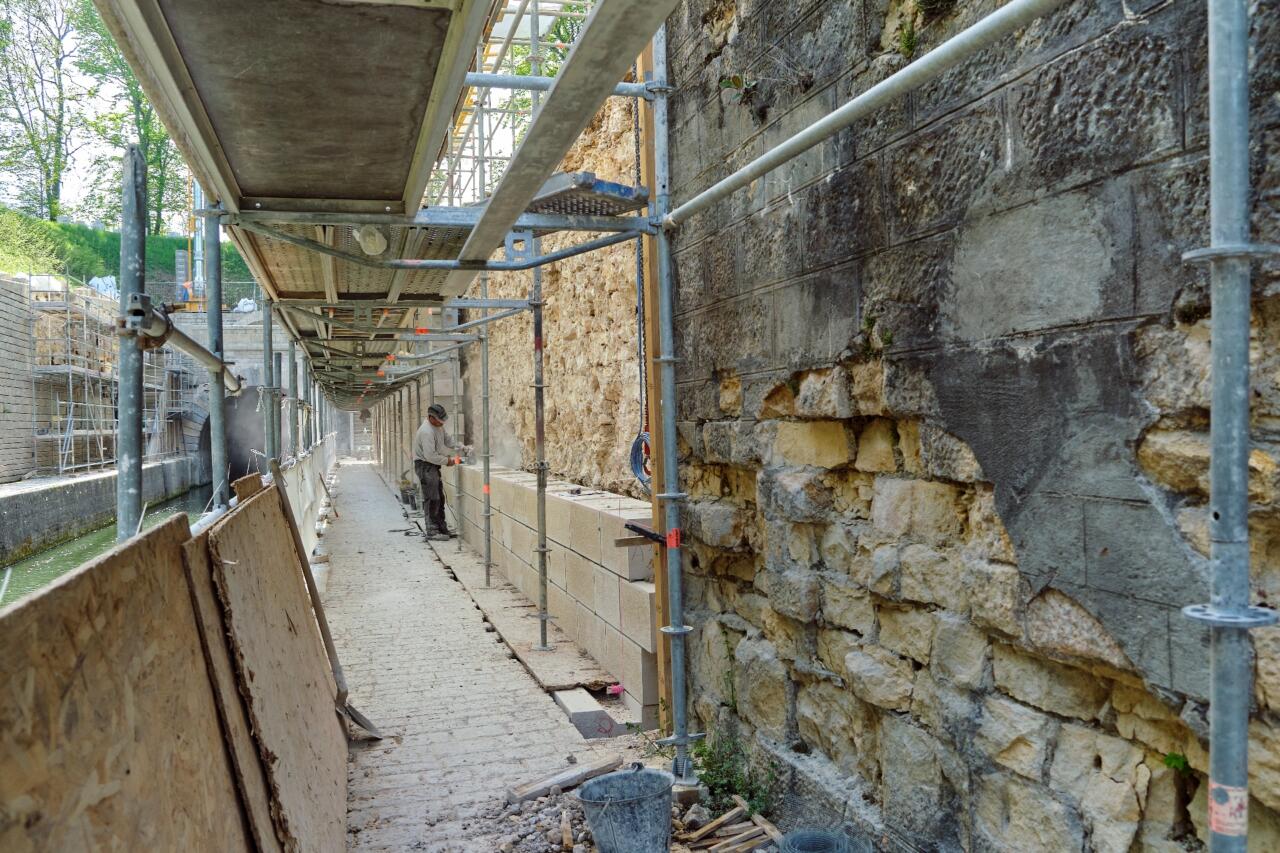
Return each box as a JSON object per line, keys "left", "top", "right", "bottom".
{"left": 0, "top": 456, "right": 202, "bottom": 567}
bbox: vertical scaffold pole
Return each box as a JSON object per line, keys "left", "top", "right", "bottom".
{"left": 287, "top": 340, "right": 297, "bottom": 457}
{"left": 262, "top": 301, "right": 276, "bottom": 462}
{"left": 453, "top": 351, "right": 464, "bottom": 550}
{"left": 530, "top": 0, "right": 550, "bottom": 651}
{"left": 116, "top": 145, "right": 146, "bottom": 541}
{"left": 1183, "top": 0, "right": 1277, "bottom": 848}
{"left": 481, "top": 273, "right": 493, "bottom": 586}
{"left": 272, "top": 351, "right": 283, "bottom": 458}
{"left": 652, "top": 25, "right": 695, "bottom": 781}
{"left": 206, "top": 202, "right": 228, "bottom": 508}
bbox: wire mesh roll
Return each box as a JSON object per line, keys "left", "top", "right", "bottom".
{"left": 780, "top": 829, "right": 849, "bottom": 853}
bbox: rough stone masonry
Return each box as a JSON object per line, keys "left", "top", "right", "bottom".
{"left": 462, "top": 0, "right": 1280, "bottom": 849}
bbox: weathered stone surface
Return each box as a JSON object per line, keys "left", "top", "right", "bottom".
{"left": 855, "top": 418, "right": 897, "bottom": 473}
{"left": 1026, "top": 589, "right": 1130, "bottom": 669}
{"left": 685, "top": 500, "right": 747, "bottom": 550}
{"left": 768, "top": 568, "right": 821, "bottom": 622}
{"left": 1250, "top": 718, "right": 1280, "bottom": 814}
{"left": 1189, "top": 775, "right": 1280, "bottom": 852}
{"left": 967, "top": 557, "right": 1023, "bottom": 636}
{"left": 733, "top": 637, "right": 789, "bottom": 740}
{"left": 898, "top": 544, "right": 967, "bottom": 613}
{"left": 758, "top": 468, "right": 833, "bottom": 523}
{"left": 819, "top": 572, "right": 875, "bottom": 635}
{"left": 765, "top": 421, "right": 852, "bottom": 469}
{"left": 718, "top": 375, "right": 742, "bottom": 416}
{"left": 848, "top": 361, "right": 886, "bottom": 416}
{"left": 993, "top": 644, "right": 1108, "bottom": 721}
{"left": 796, "top": 681, "right": 879, "bottom": 782}
{"left": 1050, "top": 723, "right": 1148, "bottom": 853}
{"left": 975, "top": 694, "right": 1055, "bottom": 781}
{"left": 966, "top": 484, "right": 1017, "bottom": 563}
{"left": 879, "top": 716, "right": 958, "bottom": 841}
{"left": 1138, "top": 428, "right": 1277, "bottom": 504}
{"left": 931, "top": 613, "right": 989, "bottom": 690}
{"left": 877, "top": 606, "right": 935, "bottom": 664}
{"left": 816, "top": 627, "right": 860, "bottom": 677}
{"left": 870, "top": 479, "right": 963, "bottom": 546}
{"left": 844, "top": 645, "right": 914, "bottom": 711}
{"left": 795, "top": 368, "right": 854, "bottom": 419}
{"left": 975, "top": 774, "right": 1083, "bottom": 852}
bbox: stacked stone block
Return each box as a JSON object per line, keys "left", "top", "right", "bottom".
{"left": 445, "top": 464, "right": 661, "bottom": 726}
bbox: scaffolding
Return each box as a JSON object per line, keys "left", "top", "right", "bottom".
{"left": 30, "top": 277, "right": 196, "bottom": 475}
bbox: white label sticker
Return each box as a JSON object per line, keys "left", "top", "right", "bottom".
{"left": 1208, "top": 782, "right": 1249, "bottom": 836}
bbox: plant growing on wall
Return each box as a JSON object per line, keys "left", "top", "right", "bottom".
{"left": 692, "top": 727, "right": 779, "bottom": 816}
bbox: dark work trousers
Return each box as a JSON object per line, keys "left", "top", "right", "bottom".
{"left": 415, "top": 459, "right": 448, "bottom": 533}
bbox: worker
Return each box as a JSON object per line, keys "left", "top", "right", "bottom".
{"left": 412, "top": 403, "right": 471, "bottom": 540}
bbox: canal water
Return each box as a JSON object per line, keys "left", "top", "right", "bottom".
{"left": 0, "top": 484, "right": 214, "bottom": 609}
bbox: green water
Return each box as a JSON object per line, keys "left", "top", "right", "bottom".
{"left": 0, "top": 484, "right": 214, "bottom": 608}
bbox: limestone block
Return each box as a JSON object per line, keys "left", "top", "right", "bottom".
{"left": 509, "top": 520, "right": 535, "bottom": 566}
{"left": 879, "top": 716, "right": 949, "bottom": 839}
{"left": 931, "top": 613, "right": 989, "bottom": 690}
{"left": 794, "top": 368, "right": 854, "bottom": 418}
{"left": 816, "top": 628, "right": 860, "bottom": 677}
{"left": 734, "top": 637, "right": 789, "bottom": 740}
{"left": 546, "top": 490, "right": 574, "bottom": 546}
{"left": 758, "top": 468, "right": 833, "bottom": 523}
{"left": 765, "top": 420, "right": 852, "bottom": 468}
{"left": 975, "top": 774, "right": 1083, "bottom": 852}
{"left": 1050, "top": 723, "right": 1147, "bottom": 853}
{"left": 796, "top": 681, "right": 879, "bottom": 782}
{"left": 1138, "top": 429, "right": 1276, "bottom": 504}
{"left": 855, "top": 419, "right": 897, "bottom": 473}
{"left": 618, "top": 635, "right": 658, "bottom": 705}
{"left": 549, "top": 582, "right": 577, "bottom": 637}
{"left": 993, "top": 644, "right": 1108, "bottom": 721}
{"left": 975, "top": 694, "right": 1056, "bottom": 780}
{"left": 685, "top": 500, "right": 746, "bottom": 549}
{"left": 619, "top": 580, "right": 656, "bottom": 653}
{"left": 554, "top": 689, "right": 621, "bottom": 740}
{"left": 569, "top": 499, "right": 604, "bottom": 564}
{"left": 602, "top": 539, "right": 654, "bottom": 582}
{"left": 566, "top": 550, "right": 594, "bottom": 603}
{"left": 1250, "top": 718, "right": 1280, "bottom": 814}
{"left": 1026, "top": 589, "right": 1130, "bottom": 668}
{"left": 620, "top": 690, "right": 660, "bottom": 732}
{"left": 762, "top": 606, "right": 807, "bottom": 662}
{"left": 871, "top": 478, "right": 963, "bottom": 545}
{"left": 967, "top": 557, "right": 1023, "bottom": 636}
{"left": 769, "top": 568, "right": 821, "bottom": 622}
{"left": 848, "top": 361, "right": 886, "bottom": 416}
{"left": 510, "top": 479, "right": 536, "bottom": 527}
{"left": 819, "top": 572, "right": 875, "bottom": 635}
{"left": 593, "top": 565, "right": 621, "bottom": 629}
{"left": 578, "top": 605, "right": 607, "bottom": 669}
{"left": 844, "top": 645, "right": 914, "bottom": 711}
{"left": 878, "top": 606, "right": 935, "bottom": 664}
{"left": 546, "top": 540, "right": 568, "bottom": 590}
{"left": 899, "top": 544, "right": 968, "bottom": 613}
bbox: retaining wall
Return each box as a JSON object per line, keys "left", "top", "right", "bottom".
{"left": 445, "top": 463, "right": 660, "bottom": 725}
{"left": 0, "top": 454, "right": 201, "bottom": 566}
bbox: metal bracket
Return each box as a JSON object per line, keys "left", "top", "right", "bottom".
{"left": 1182, "top": 243, "right": 1280, "bottom": 264}
{"left": 660, "top": 624, "right": 693, "bottom": 636}
{"left": 645, "top": 80, "right": 674, "bottom": 96}
{"left": 655, "top": 731, "right": 705, "bottom": 747}
{"left": 505, "top": 229, "right": 536, "bottom": 263}
{"left": 1183, "top": 603, "right": 1278, "bottom": 629}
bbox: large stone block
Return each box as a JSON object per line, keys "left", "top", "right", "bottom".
{"left": 931, "top": 613, "right": 989, "bottom": 691}
{"left": 975, "top": 694, "right": 1056, "bottom": 781}
{"left": 566, "top": 550, "right": 595, "bottom": 603}
{"left": 758, "top": 468, "right": 835, "bottom": 523}
{"left": 1049, "top": 723, "right": 1148, "bottom": 853}
{"left": 870, "top": 479, "right": 963, "bottom": 547}
{"left": 966, "top": 556, "right": 1023, "bottom": 636}
{"left": 734, "top": 637, "right": 789, "bottom": 740}
{"left": 878, "top": 606, "right": 935, "bottom": 664}
{"left": 796, "top": 681, "right": 880, "bottom": 783}
{"left": 593, "top": 565, "right": 621, "bottom": 629}
{"left": 898, "top": 544, "right": 968, "bottom": 613}
{"left": 819, "top": 572, "right": 875, "bottom": 635}
{"left": 844, "top": 645, "right": 913, "bottom": 711}
{"left": 569, "top": 498, "right": 605, "bottom": 564}
{"left": 766, "top": 421, "right": 853, "bottom": 469}
{"left": 802, "top": 156, "right": 887, "bottom": 269}
{"left": 771, "top": 267, "right": 861, "bottom": 370}
{"left": 619, "top": 580, "right": 656, "bottom": 653}
{"left": 854, "top": 418, "right": 897, "bottom": 473}
{"left": 879, "top": 716, "right": 958, "bottom": 842}
{"left": 975, "top": 773, "right": 1083, "bottom": 852}
{"left": 617, "top": 635, "right": 658, "bottom": 706}
{"left": 992, "top": 644, "right": 1108, "bottom": 721}
{"left": 768, "top": 568, "right": 821, "bottom": 622}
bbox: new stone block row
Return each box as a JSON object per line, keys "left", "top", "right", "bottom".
{"left": 444, "top": 464, "right": 660, "bottom": 726}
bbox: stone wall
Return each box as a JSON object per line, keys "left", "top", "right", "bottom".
{"left": 461, "top": 96, "right": 648, "bottom": 497}
{"left": 666, "top": 0, "right": 1280, "bottom": 849}
{"left": 0, "top": 277, "right": 33, "bottom": 482}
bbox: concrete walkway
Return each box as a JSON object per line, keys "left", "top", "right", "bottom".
{"left": 325, "top": 461, "right": 617, "bottom": 851}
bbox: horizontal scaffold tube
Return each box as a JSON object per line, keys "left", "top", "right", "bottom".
{"left": 662, "top": 0, "right": 1073, "bottom": 228}
{"left": 125, "top": 294, "right": 242, "bottom": 394}
{"left": 465, "top": 71, "right": 649, "bottom": 99}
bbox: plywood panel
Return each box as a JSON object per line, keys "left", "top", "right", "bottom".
{"left": 0, "top": 516, "right": 251, "bottom": 852}
{"left": 208, "top": 486, "right": 347, "bottom": 853}
{"left": 182, "top": 530, "right": 283, "bottom": 853}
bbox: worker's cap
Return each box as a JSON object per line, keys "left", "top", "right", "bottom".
{"left": 427, "top": 403, "right": 448, "bottom": 421}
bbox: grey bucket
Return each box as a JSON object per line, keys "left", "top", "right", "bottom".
{"left": 576, "top": 763, "right": 674, "bottom": 853}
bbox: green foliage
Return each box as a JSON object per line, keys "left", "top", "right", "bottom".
{"left": 0, "top": 207, "right": 59, "bottom": 271}
{"left": 915, "top": 0, "right": 957, "bottom": 19}
{"left": 692, "top": 729, "right": 778, "bottom": 816}
{"left": 1163, "top": 752, "right": 1191, "bottom": 775}
{"left": 719, "top": 73, "right": 760, "bottom": 107}
{"left": 898, "top": 16, "right": 918, "bottom": 59}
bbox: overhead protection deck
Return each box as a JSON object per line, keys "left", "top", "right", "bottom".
{"left": 96, "top": 0, "right": 676, "bottom": 408}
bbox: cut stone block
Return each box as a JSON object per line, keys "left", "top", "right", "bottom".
{"left": 621, "top": 690, "right": 660, "bottom": 731}
{"left": 618, "top": 635, "right": 659, "bottom": 705}
{"left": 620, "top": 580, "right": 657, "bottom": 653}
{"left": 566, "top": 551, "right": 595, "bottom": 602}
{"left": 594, "top": 565, "right": 621, "bottom": 628}
{"left": 602, "top": 538, "right": 655, "bottom": 582}
{"left": 569, "top": 500, "right": 604, "bottom": 564}
{"left": 549, "top": 582, "right": 577, "bottom": 637}
{"left": 553, "top": 688, "right": 624, "bottom": 739}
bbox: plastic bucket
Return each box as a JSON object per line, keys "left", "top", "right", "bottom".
{"left": 576, "top": 763, "right": 674, "bottom": 853}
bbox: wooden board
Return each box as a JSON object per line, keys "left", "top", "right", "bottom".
{"left": 0, "top": 516, "right": 251, "bottom": 852}
{"left": 182, "top": 529, "right": 284, "bottom": 853}
{"left": 208, "top": 486, "right": 347, "bottom": 853}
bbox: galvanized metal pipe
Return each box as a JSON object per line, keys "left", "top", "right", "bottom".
{"left": 464, "top": 71, "right": 649, "bottom": 99}
{"left": 662, "top": 0, "right": 1074, "bottom": 228}
{"left": 287, "top": 340, "right": 297, "bottom": 456}
{"left": 531, "top": 1, "right": 551, "bottom": 651}
{"left": 263, "top": 301, "right": 276, "bottom": 460}
{"left": 453, "top": 351, "right": 464, "bottom": 549}
{"left": 116, "top": 145, "right": 146, "bottom": 542}
{"left": 481, "top": 273, "right": 493, "bottom": 587}
{"left": 1185, "top": 0, "right": 1277, "bottom": 847}
{"left": 273, "top": 351, "right": 284, "bottom": 457}
{"left": 206, "top": 203, "right": 229, "bottom": 508}
{"left": 652, "top": 25, "right": 695, "bottom": 780}
{"left": 226, "top": 208, "right": 650, "bottom": 234}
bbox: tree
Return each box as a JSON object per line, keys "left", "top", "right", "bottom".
{"left": 73, "top": 0, "right": 186, "bottom": 234}
{"left": 0, "top": 0, "right": 85, "bottom": 221}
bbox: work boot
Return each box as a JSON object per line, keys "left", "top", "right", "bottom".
{"left": 424, "top": 528, "right": 451, "bottom": 542}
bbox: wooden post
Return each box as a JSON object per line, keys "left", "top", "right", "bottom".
{"left": 635, "top": 43, "right": 674, "bottom": 731}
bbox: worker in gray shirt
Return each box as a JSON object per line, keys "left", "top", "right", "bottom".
{"left": 412, "top": 403, "right": 472, "bottom": 539}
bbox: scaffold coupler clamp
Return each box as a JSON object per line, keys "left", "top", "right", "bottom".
{"left": 1181, "top": 243, "right": 1280, "bottom": 264}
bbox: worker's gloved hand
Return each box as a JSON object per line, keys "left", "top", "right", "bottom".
{"left": 462, "top": 445, "right": 474, "bottom": 457}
